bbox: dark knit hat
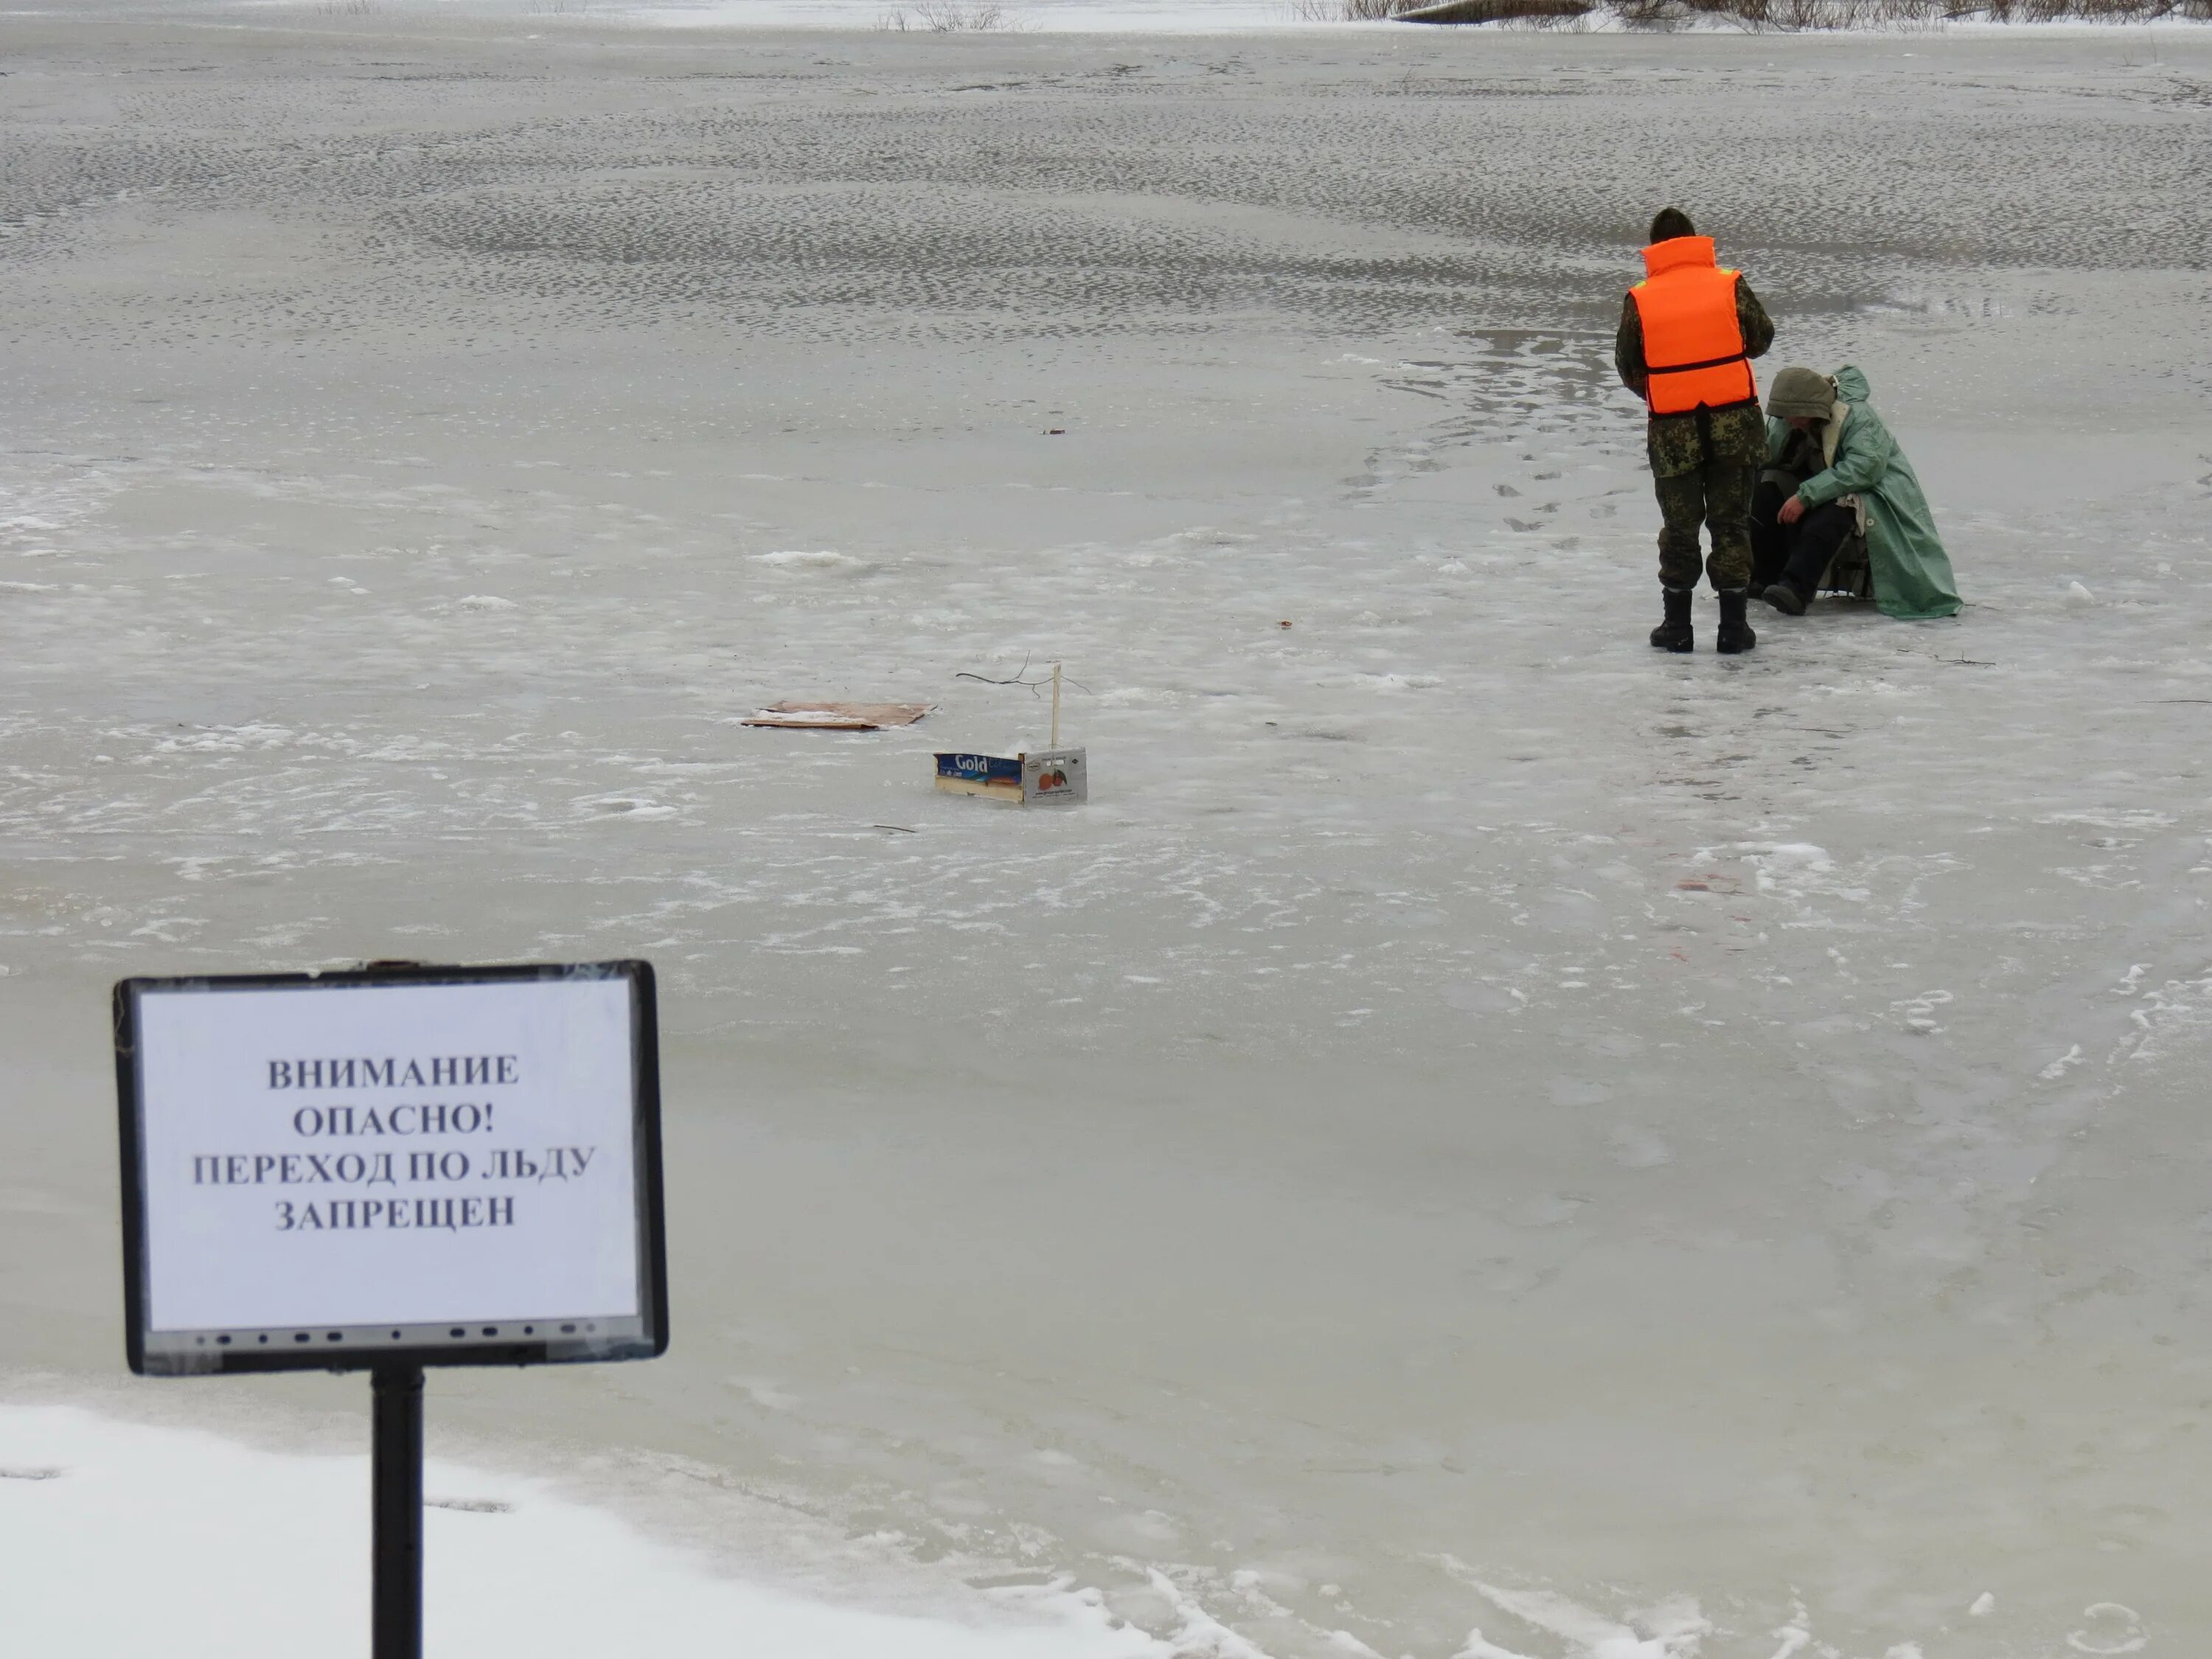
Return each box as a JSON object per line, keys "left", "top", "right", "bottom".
{"left": 1766, "top": 366, "right": 1836, "bottom": 421}
{"left": 1648, "top": 207, "right": 1696, "bottom": 243}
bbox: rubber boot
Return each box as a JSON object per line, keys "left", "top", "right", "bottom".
{"left": 1649, "top": 586, "right": 1694, "bottom": 653}
{"left": 1715, "top": 588, "right": 1757, "bottom": 655}
{"left": 1767, "top": 529, "right": 1832, "bottom": 615}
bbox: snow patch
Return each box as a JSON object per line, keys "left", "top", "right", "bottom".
{"left": 2039, "top": 1045, "right": 2084, "bottom": 1080}
{"left": 752, "top": 549, "right": 864, "bottom": 571}
{"left": 154, "top": 723, "right": 297, "bottom": 754}
{"left": 0, "top": 1404, "right": 1186, "bottom": 1659}
{"left": 1448, "top": 1572, "right": 1709, "bottom": 1659}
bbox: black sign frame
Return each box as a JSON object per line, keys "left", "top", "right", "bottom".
{"left": 114, "top": 959, "right": 668, "bottom": 1377}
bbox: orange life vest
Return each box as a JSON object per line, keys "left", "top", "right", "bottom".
{"left": 1629, "top": 237, "right": 1758, "bottom": 416}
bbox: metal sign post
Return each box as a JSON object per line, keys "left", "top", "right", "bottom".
{"left": 114, "top": 960, "right": 668, "bottom": 1655}
{"left": 372, "top": 1363, "right": 425, "bottom": 1659}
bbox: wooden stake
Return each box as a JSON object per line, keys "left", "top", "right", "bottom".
{"left": 1050, "top": 663, "right": 1062, "bottom": 749}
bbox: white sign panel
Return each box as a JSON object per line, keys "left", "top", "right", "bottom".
{"left": 117, "top": 964, "right": 665, "bottom": 1374}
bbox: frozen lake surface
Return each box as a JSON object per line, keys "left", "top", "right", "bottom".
{"left": 2, "top": 13, "right": 2209, "bottom": 1657}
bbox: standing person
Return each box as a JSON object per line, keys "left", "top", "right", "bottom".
{"left": 1753, "top": 364, "right": 1961, "bottom": 620}
{"left": 1615, "top": 208, "right": 1775, "bottom": 655}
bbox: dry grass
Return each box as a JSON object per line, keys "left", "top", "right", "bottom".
{"left": 1298, "top": 0, "right": 1576, "bottom": 18}
{"left": 1293, "top": 0, "right": 1438, "bottom": 17}
{"left": 878, "top": 1, "right": 1019, "bottom": 28}
{"left": 1390, "top": 0, "right": 2208, "bottom": 23}
{"left": 1402, "top": 0, "right": 1592, "bottom": 19}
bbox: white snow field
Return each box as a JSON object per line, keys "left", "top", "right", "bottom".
{"left": 3, "top": 11, "right": 2210, "bottom": 1658}
{"left": 0, "top": 1401, "right": 1186, "bottom": 1655}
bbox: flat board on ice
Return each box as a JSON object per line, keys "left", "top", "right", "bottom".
{"left": 934, "top": 748, "right": 1086, "bottom": 805}
{"left": 743, "top": 702, "right": 932, "bottom": 730}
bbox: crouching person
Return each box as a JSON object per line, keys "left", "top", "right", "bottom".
{"left": 1753, "top": 365, "right": 1961, "bottom": 620}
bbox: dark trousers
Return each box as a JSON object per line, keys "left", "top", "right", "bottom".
{"left": 1655, "top": 464, "right": 1756, "bottom": 592}
{"left": 1649, "top": 407, "right": 1761, "bottom": 592}
{"left": 1750, "top": 481, "right": 1857, "bottom": 599}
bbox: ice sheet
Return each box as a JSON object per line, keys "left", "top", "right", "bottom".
{"left": 2, "top": 16, "right": 2208, "bottom": 1659}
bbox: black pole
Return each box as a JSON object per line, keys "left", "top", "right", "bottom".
{"left": 372, "top": 1363, "right": 425, "bottom": 1659}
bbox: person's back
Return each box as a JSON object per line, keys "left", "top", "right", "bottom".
{"left": 1615, "top": 207, "right": 1775, "bottom": 655}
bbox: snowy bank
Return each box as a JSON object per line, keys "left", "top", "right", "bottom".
{"left": 0, "top": 1402, "right": 1179, "bottom": 1658}
{"left": 108, "top": 0, "right": 2212, "bottom": 29}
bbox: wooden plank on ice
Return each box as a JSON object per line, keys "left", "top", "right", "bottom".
{"left": 744, "top": 702, "right": 933, "bottom": 730}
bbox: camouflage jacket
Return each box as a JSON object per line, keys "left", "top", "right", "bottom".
{"left": 1615, "top": 276, "right": 1775, "bottom": 477}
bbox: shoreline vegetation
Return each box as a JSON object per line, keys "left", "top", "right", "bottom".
{"left": 879, "top": 1, "right": 1016, "bottom": 27}
{"left": 860, "top": 0, "right": 2212, "bottom": 29}
{"left": 299, "top": 0, "right": 2212, "bottom": 25}
{"left": 1312, "top": 0, "right": 2209, "bottom": 22}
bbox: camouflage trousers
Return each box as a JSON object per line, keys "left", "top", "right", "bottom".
{"left": 1648, "top": 405, "right": 1764, "bottom": 592}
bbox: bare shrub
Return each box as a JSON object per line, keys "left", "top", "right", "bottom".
{"left": 1394, "top": 0, "right": 1592, "bottom": 21}
{"left": 1702, "top": 0, "right": 2199, "bottom": 21}
{"left": 1293, "top": 0, "right": 1440, "bottom": 18}
{"left": 1499, "top": 4, "right": 1596, "bottom": 22}
{"left": 879, "top": 0, "right": 1016, "bottom": 28}
{"left": 2059, "top": 0, "right": 2189, "bottom": 15}
{"left": 1760, "top": 0, "right": 1866, "bottom": 27}
{"left": 1394, "top": 0, "right": 2207, "bottom": 24}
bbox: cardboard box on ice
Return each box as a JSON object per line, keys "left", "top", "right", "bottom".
{"left": 933, "top": 748, "right": 1087, "bottom": 806}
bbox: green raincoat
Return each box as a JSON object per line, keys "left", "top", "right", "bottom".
{"left": 1764, "top": 364, "right": 1961, "bottom": 620}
